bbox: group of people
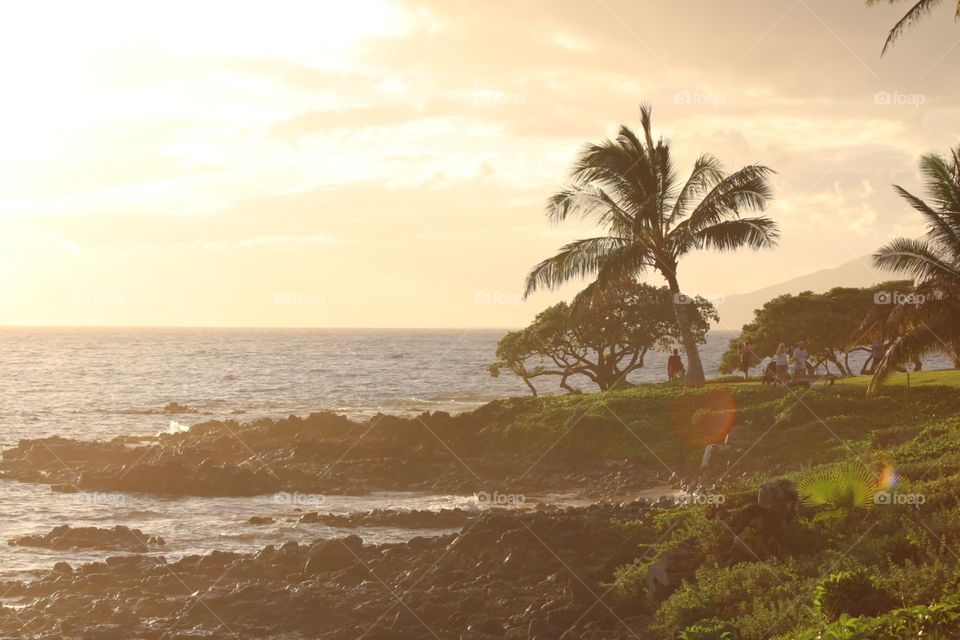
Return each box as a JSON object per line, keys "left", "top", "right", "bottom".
{"left": 666, "top": 341, "right": 811, "bottom": 384}
{"left": 739, "top": 340, "right": 810, "bottom": 385}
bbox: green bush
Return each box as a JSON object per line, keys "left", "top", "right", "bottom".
{"left": 654, "top": 560, "right": 815, "bottom": 639}
{"left": 812, "top": 569, "right": 896, "bottom": 620}
{"left": 791, "top": 594, "right": 960, "bottom": 639}
{"left": 678, "top": 619, "right": 736, "bottom": 639}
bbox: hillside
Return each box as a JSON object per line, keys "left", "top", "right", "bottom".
{"left": 716, "top": 255, "right": 887, "bottom": 329}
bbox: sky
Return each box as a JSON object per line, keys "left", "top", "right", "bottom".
{"left": 0, "top": 0, "right": 958, "bottom": 328}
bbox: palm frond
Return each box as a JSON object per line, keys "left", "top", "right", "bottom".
{"left": 869, "top": 0, "right": 947, "bottom": 55}
{"left": 919, "top": 152, "right": 960, "bottom": 218}
{"left": 798, "top": 461, "right": 878, "bottom": 519}
{"left": 867, "top": 320, "right": 956, "bottom": 394}
{"left": 892, "top": 185, "right": 960, "bottom": 252}
{"left": 523, "top": 236, "right": 631, "bottom": 298}
{"left": 669, "top": 154, "right": 725, "bottom": 225}
{"left": 684, "top": 217, "right": 780, "bottom": 254}
{"left": 547, "top": 185, "right": 634, "bottom": 233}
{"left": 684, "top": 165, "right": 776, "bottom": 234}
{"left": 873, "top": 237, "right": 960, "bottom": 283}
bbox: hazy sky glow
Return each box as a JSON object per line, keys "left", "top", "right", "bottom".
{"left": 1, "top": 0, "right": 958, "bottom": 327}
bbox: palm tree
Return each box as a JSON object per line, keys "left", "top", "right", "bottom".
{"left": 867, "top": 0, "right": 960, "bottom": 55}
{"left": 523, "top": 104, "right": 779, "bottom": 387}
{"left": 868, "top": 146, "right": 960, "bottom": 395}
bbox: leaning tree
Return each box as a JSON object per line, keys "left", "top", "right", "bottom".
{"left": 868, "top": 146, "right": 960, "bottom": 395}
{"left": 523, "top": 104, "right": 778, "bottom": 387}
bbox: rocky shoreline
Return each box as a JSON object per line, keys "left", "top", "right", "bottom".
{"left": 0, "top": 404, "right": 669, "bottom": 498}
{"left": 0, "top": 404, "right": 721, "bottom": 638}
{"left": 0, "top": 501, "right": 663, "bottom": 640}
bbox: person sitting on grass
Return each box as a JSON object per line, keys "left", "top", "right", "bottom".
{"left": 762, "top": 359, "right": 778, "bottom": 385}
{"left": 792, "top": 340, "right": 809, "bottom": 381}
{"left": 667, "top": 349, "right": 685, "bottom": 381}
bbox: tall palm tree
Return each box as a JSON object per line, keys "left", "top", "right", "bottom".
{"left": 523, "top": 104, "right": 779, "bottom": 387}
{"left": 868, "top": 146, "right": 960, "bottom": 395}
{"left": 867, "top": 0, "right": 960, "bottom": 55}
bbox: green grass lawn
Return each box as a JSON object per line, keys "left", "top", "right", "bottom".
{"left": 836, "top": 367, "right": 960, "bottom": 389}
{"left": 709, "top": 367, "right": 960, "bottom": 390}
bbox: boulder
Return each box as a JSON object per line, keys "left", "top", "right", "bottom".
{"left": 701, "top": 444, "right": 733, "bottom": 477}
{"left": 645, "top": 545, "right": 702, "bottom": 598}
{"left": 757, "top": 479, "right": 799, "bottom": 523}
{"left": 303, "top": 539, "right": 357, "bottom": 574}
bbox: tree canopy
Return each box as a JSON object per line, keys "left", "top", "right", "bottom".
{"left": 719, "top": 282, "right": 914, "bottom": 376}
{"left": 490, "top": 282, "right": 717, "bottom": 395}
{"left": 522, "top": 104, "right": 777, "bottom": 387}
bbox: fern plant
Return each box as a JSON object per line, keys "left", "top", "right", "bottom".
{"left": 797, "top": 461, "right": 877, "bottom": 521}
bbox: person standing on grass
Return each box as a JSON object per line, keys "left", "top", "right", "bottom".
{"left": 739, "top": 341, "right": 752, "bottom": 380}
{"left": 775, "top": 343, "right": 789, "bottom": 383}
{"left": 792, "top": 340, "right": 809, "bottom": 381}
{"left": 667, "top": 348, "right": 685, "bottom": 381}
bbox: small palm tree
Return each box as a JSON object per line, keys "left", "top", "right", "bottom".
{"left": 867, "top": 0, "right": 960, "bottom": 55}
{"left": 798, "top": 461, "right": 878, "bottom": 522}
{"left": 868, "top": 146, "right": 960, "bottom": 395}
{"left": 523, "top": 104, "right": 779, "bottom": 387}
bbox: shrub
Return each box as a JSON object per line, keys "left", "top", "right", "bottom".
{"left": 791, "top": 594, "right": 960, "bottom": 639}
{"left": 678, "top": 619, "right": 736, "bottom": 639}
{"left": 812, "top": 569, "right": 895, "bottom": 620}
{"left": 654, "top": 560, "right": 814, "bottom": 639}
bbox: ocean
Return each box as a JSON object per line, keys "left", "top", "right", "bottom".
{"left": 0, "top": 327, "right": 740, "bottom": 443}
{"left": 0, "top": 327, "right": 949, "bottom": 580}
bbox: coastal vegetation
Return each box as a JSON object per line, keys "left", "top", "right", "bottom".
{"left": 8, "top": 372, "right": 960, "bottom": 637}
{"left": 867, "top": 145, "right": 960, "bottom": 394}
{"left": 489, "top": 282, "right": 717, "bottom": 394}
{"left": 717, "top": 281, "right": 914, "bottom": 377}
{"left": 523, "top": 104, "right": 778, "bottom": 388}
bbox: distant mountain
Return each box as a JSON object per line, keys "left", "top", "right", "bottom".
{"left": 716, "top": 255, "right": 889, "bottom": 330}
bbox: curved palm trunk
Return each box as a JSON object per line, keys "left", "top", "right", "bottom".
{"left": 664, "top": 274, "right": 706, "bottom": 387}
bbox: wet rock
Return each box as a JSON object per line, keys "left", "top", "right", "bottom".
{"left": 303, "top": 539, "right": 357, "bottom": 574}
{"left": 8, "top": 525, "right": 164, "bottom": 552}
{"left": 163, "top": 402, "right": 197, "bottom": 414}
{"left": 0, "top": 501, "right": 657, "bottom": 639}
{"left": 0, "top": 410, "right": 660, "bottom": 498}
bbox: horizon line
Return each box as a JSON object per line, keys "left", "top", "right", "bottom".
{"left": 0, "top": 324, "right": 744, "bottom": 332}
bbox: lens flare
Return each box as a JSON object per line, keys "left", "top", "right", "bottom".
{"left": 877, "top": 462, "right": 902, "bottom": 492}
